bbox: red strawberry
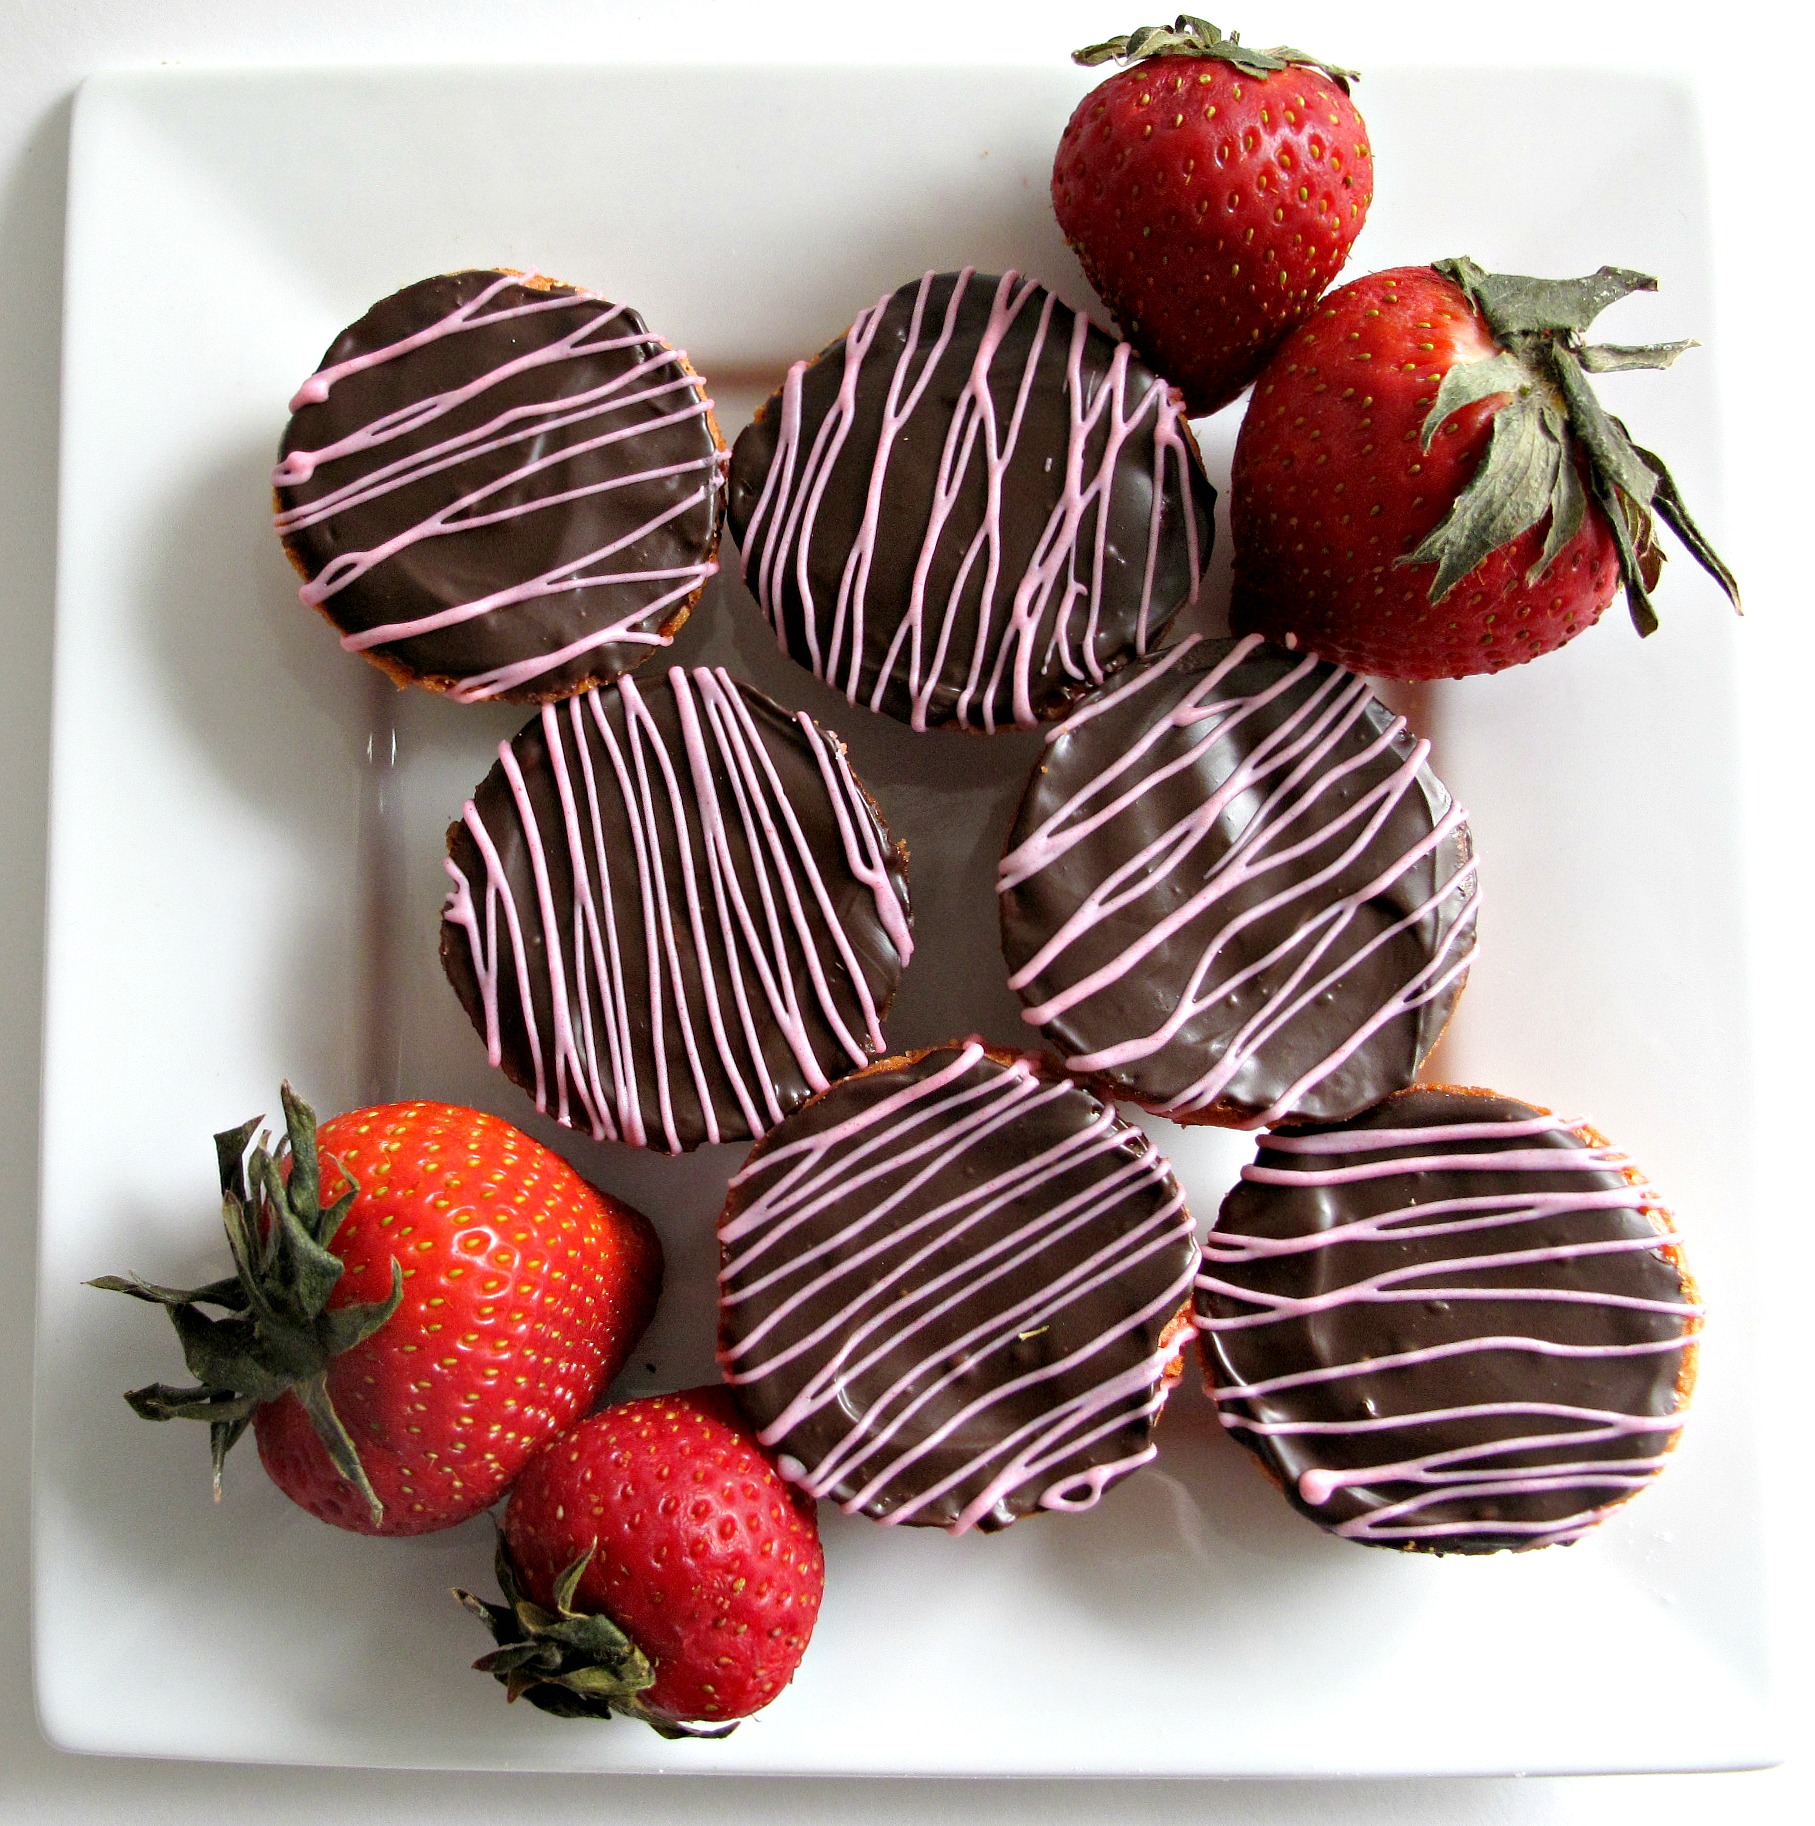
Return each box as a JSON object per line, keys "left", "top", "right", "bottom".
{"left": 1054, "top": 16, "right": 1371, "bottom": 415}
{"left": 96, "top": 1085, "right": 662, "bottom": 1535}
{"left": 1229, "top": 258, "right": 1741, "bottom": 678}
{"left": 459, "top": 1386, "right": 824, "bottom": 1734}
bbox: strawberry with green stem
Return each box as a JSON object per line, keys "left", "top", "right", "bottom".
{"left": 1229, "top": 258, "right": 1740, "bottom": 678}
{"left": 1054, "top": 15, "right": 1372, "bottom": 415}
{"left": 458, "top": 1387, "right": 824, "bottom": 1734}
{"left": 95, "top": 1087, "right": 662, "bottom": 1535}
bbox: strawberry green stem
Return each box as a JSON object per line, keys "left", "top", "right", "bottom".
{"left": 456, "top": 1532, "right": 735, "bottom": 1740}
{"left": 1407, "top": 256, "right": 1740, "bottom": 635}
{"left": 1073, "top": 15, "right": 1359, "bottom": 91}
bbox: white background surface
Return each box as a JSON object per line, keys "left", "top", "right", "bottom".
{"left": 34, "top": 55, "right": 1767, "bottom": 1780}
{"left": 2, "top": 0, "right": 1809, "bottom": 1820}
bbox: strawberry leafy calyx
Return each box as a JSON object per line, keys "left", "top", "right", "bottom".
{"left": 1407, "top": 255, "right": 1740, "bottom": 636}
{"left": 89, "top": 1082, "right": 402, "bottom": 1523}
{"left": 1073, "top": 15, "right": 1359, "bottom": 92}
{"left": 456, "top": 1533, "right": 736, "bottom": 1740}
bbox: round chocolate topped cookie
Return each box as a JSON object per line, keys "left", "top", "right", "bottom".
{"left": 999, "top": 634, "right": 1478, "bottom": 1127}
{"left": 1197, "top": 1088, "right": 1700, "bottom": 1553}
{"left": 440, "top": 666, "right": 912, "bottom": 1153}
{"left": 718, "top": 1040, "right": 1197, "bottom": 1533}
{"left": 276, "top": 270, "right": 724, "bottom": 704}
{"left": 728, "top": 268, "right": 1216, "bottom": 733}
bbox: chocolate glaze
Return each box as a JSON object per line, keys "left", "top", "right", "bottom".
{"left": 718, "top": 1041, "right": 1198, "bottom": 1533}
{"left": 1197, "top": 1088, "right": 1699, "bottom": 1553}
{"left": 999, "top": 635, "right": 1478, "bottom": 1127}
{"left": 276, "top": 270, "right": 724, "bottom": 704}
{"left": 727, "top": 269, "right": 1216, "bottom": 732}
{"left": 440, "top": 666, "right": 912, "bottom": 1154}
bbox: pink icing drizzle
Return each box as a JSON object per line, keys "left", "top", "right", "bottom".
{"left": 274, "top": 273, "right": 720, "bottom": 702}
{"left": 440, "top": 667, "right": 911, "bottom": 1152}
{"left": 1198, "top": 1111, "right": 1701, "bottom": 1547}
{"left": 719, "top": 1041, "right": 1196, "bottom": 1534}
{"left": 997, "top": 634, "right": 1479, "bottom": 1124}
{"left": 739, "top": 270, "right": 1204, "bottom": 732}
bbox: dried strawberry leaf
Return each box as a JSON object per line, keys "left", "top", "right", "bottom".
{"left": 1403, "top": 392, "right": 1563, "bottom": 601}
{"left": 1587, "top": 462, "right": 1661, "bottom": 637}
{"left": 260, "top": 1147, "right": 345, "bottom": 1320}
{"left": 1626, "top": 432, "right": 1742, "bottom": 610}
{"left": 217, "top": 1190, "right": 269, "bottom": 1320}
{"left": 315, "top": 1159, "right": 359, "bottom": 1250}
{"left": 122, "top": 1381, "right": 261, "bottom": 1425}
{"left": 1413, "top": 256, "right": 1740, "bottom": 628}
{"left": 1550, "top": 347, "right": 1659, "bottom": 507}
{"left": 317, "top": 1258, "right": 403, "bottom": 1355}
{"left": 1439, "top": 259, "right": 1657, "bottom": 338}
{"left": 472, "top": 1640, "right": 551, "bottom": 1679}
{"left": 94, "top": 1084, "right": 396, "bottom": 1522}
{"left": 88, "top": 1272, "right": 247, "bottom": 1311}
{"left": 552, "top": 1549, "right": 592, "bottom": 1616}
{"left": 295, "top": 1373, "right": 383, "bottom": 1524}
{"left": 168, "top": 1303, "right": 285, "bottom": 1399}
{"left": 1419, "top": 351, "right": 1527, "bottom": 451}
{"left": 279, "top": 1081, "right": 321, "bottom": 1223}
{"left": 1073, "top": 15, "right": 1358, "bottom": 88}
{"left": 1530, "top": 449, "right": 1587, "bottom": 582}
{"left": 1580, "top": 340, "right": 1698, "bottom": 373}
{"left": 213, "top": 1116, "right": 261, "bottom": 1207}
{"left": 455, "top": 1530, "right": 702, "bottom": 1731}
{"left": 208, "top": 1414, "right": 250, "bottom": 1499}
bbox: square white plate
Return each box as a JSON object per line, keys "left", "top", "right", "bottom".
{"left": 35, "top": 60, "right": 1773, "bottom": 1775}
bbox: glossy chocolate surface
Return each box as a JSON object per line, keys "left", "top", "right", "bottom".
{"left": 719, "top": 1041, "right": 1198, "bottom": 1533}
{"left": 276, "top": 270, "right": 723, "bottom": 704}
{"left": 440, "top": 666, "right": 912, "bottom": 1153}
{"left": 999, "top": 635, "right": 1477, "bottom": 1126}
{"left": 727, "top": 269, "right": 1216, "bottom": 732}
{"left": 1197, "top": 1088, "right": 1698, "bottom": 1553}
